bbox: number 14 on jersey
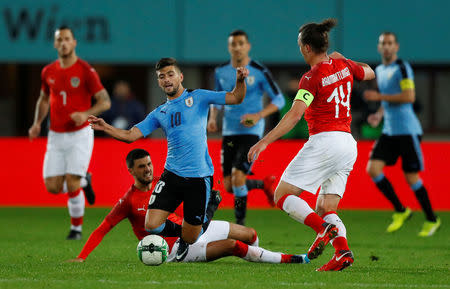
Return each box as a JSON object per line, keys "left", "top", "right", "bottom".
{"left": 326, "top": 81, "right": 351, "bottom": 118}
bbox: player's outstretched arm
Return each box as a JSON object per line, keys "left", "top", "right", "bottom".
{"left": 330, "top": 51, "right": 375, "bottom": 81}
{"left": 364, "top": 88, "right": 415, "bottom": 103}
{"left": 225, "top": 67, "right": 249, "bottom": 105}
{"left": 88, "top": 115, "right": 143, "bottom": 143}
{"left": 248, "top": 100, "right": 307, "bottom": 162}
{"left": 65, "top": 220, "right": 114, "bottom": 262}
{"left": 28, "top": 90, "right": 50, "bottom": 141}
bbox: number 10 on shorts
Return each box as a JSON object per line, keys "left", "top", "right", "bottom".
{"left": 149, "top": 181, "right": 165, "bottom": 205}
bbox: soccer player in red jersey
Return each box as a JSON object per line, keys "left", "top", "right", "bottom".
{"left": 248, "top": 19, "right": 375, "bottom": 271}
{"left": 28, "top": 26, "right": 111, "bottom": 240}
{"left": 67, "top": 149, "right": 309, "bottom": 264}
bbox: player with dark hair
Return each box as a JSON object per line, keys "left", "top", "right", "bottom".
{"left": 208, "top": 29, "right": 285, "bottom": 225}
{"left": 88, "top": 57, "right": 249, "bottom": 261}
{"left": 364, "top": 32, "right": 440, "bottom": 236}
{"left": 28, "top": 26, "right": 111, "bottom": 240}
{"left": 248, "top": 19, "right": 375, "bottom": 271}
{"left": 66, "top": 149, "right": 309, "bottom": 265}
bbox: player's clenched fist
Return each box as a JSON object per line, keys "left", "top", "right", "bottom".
{"left": 236, "top": 67, "right": 249, "bottom": 81}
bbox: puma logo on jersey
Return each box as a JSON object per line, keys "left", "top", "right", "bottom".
{"left": 305, "top": 76, "right": 311, "bottom": 80}
{"left": 137, "top": 206, "right": 146, "bottom": 212}
{"left": 49, "top": 78, "right": 55, "bottom": 84}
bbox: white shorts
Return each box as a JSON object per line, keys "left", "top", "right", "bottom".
{"left": 43, "top": 126, "right": 94, "bottom": 179}
{"left": 281, "top": 131, "right": 357, "bottom": 198}
{"left": 167, "top": 220, "right": 230, "bottom": 263}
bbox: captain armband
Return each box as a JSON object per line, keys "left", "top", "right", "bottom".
{"left": 294, "top": 89, "right": 314, "bottom": 107}
{"left": 400, "top": 78, "right": 415, "bottom": 90}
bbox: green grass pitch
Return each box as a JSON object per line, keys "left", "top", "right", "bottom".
{"left": 0, "top": 208, "right": 449, "bottom": 289}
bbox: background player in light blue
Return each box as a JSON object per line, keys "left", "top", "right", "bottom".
{"left": 364, "top": 32, "right": 440, "bottom": 237}
{"left": 207, "top": 30, "right": 285, "bottom": 225}
{"left": 88, "top": 57, "right": 250, "bottom": 261}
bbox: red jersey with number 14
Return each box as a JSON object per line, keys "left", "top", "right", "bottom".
{"left": 41, "top": 58, "right": 104, "bottom": 132}
{"left": 298, "top": 58, "right": 364, "bottom": 135}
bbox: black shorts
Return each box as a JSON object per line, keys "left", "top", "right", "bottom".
{"left": 221, "top": 134, "right": 260, "bottom": 176}
{"left": 148, "top": 169, "right": 213, "bottom": 226}
{"left": 370, "top": 134, "right": 424, "bottom": 172}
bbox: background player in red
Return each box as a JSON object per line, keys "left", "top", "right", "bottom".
{"left": 248, "top": 19, "right": 375, "bottom": 271}
{"left": 67, "top": 149, "right": 309, "bottom": 264}
{"left": 28, "top": 26, "right": 111, "bottom": 240}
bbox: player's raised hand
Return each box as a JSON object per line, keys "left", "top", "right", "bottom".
{"left": 88, "top": 115, "right": 108, "bottom": 131}
{"left": 248, "top": 139, "right": 268, "bottom": 163}
{"left": 70, "top": 111, "right": 89, "bottom": 126}
{"left": 236, "top": 67, "right": 249, "bottom": 81}
{"left": 28, "top": 123, "right": 41, "bottom": 141}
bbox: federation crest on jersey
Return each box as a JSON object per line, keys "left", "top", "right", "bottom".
{"left": 185, "top": 96, "right": 193, "bottom": 107}
{"left": 71, "top": 77, "right": 80, "bottom": 88}
{"left": 246, "top": 76, "right": 255, "bottom": 86}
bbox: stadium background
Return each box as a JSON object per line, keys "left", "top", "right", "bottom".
{"left": 1, "top": 0, "right": 449, "bottom": 210}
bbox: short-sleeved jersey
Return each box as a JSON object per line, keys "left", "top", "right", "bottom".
{"left": 214, "top": 60, "right": 285, "bottom": 138}
{"left": 135, "top": 89, "right": 226, "bottom": 178}
{"left": 41, "top": 58, "right": 104, "bottom": 132}
{"left": 375, "top": 59, "right": 422, "bottom": 136}
{"left": 298, "top": 58, "right": 364, "bottom": 136}
{"left": 105, "top": 183, "right": 183, "bottom": 250}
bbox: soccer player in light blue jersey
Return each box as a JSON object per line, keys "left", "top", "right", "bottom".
{"left": 364, "top": 32, "right": 440, "bottom": 237}
{"left": 207, "top": 30, "right": 285, "bottom": 225}
{"left": 88, "top": 58, "right": 249, "bottom": 261}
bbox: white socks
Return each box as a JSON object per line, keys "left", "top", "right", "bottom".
{"left": 322, "top": 212, "right": 347, "bottom": 242}
{"left": 281, "top": 195, "right": 314, "bottom": 224}
{"left": 243, "top": 246, "right": 282, "bottom": 263}
{"left": 68, "top": 189, "right": 85, "bottom": 231}
{"left": 61, "top": 177, "right": 87, "bottom": 193}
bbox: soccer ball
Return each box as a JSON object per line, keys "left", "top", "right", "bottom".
{"left": 137, "top": 235, "right": 169, "bottom": 266}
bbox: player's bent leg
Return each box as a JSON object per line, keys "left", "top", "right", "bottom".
{"left": 205, "top": 239, "right": 310, "bottom": 264}
{"left": 223, "top": 176, "right": 232, "bottom": 193}
{"left": 228, "top": 223, "right": 258, "bottom": 246}
{"left": 275, "top": 181, "right": 336, "bottom": 260}
{"left": 405, "top": 172, "right": 440, "bottom": 236}
{"left": 144, "top": 209, "right": 171, "bottom": 233}
{"left": 44, "top": 176, "right": 65, "bottom": 194}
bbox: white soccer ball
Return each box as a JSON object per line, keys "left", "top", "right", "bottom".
{"left": 137, "top": 235, "right": 169, "bottom": 266}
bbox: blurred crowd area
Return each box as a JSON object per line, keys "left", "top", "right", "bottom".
{"left": 1, "top": 63, "right": 449, "bottom": 140}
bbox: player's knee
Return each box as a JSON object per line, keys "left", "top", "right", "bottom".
{"left": 273, "top": 188, "right": 286, "bottom": 205}
{"left": 366, "top": 164, "right": 380, "bottom": 178}
{"left": 145, "top": 219, "right": 163, "bottom": 233}
{"left": 44, "top": 182, "right": 61, "bottom": 194}
{"left": 223, "top": 239, "right": 237, "bottom": 253}
{"left": 182, "top": 233, "right": 198, "bottom": 244}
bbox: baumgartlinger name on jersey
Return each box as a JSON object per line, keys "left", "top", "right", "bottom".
{"left": 322, "top": 67, "right": 350, "bottom": 87}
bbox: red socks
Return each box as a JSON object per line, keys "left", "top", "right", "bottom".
{"left": 233, "top": 240, "right": 249, "bottom": 258}
{"left": 304, "top": 213, "right": 326, "bottom": 233}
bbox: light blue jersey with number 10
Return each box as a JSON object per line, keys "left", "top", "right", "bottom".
{"left": 135, "top": 89, "right": 227, "bottom": 178}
